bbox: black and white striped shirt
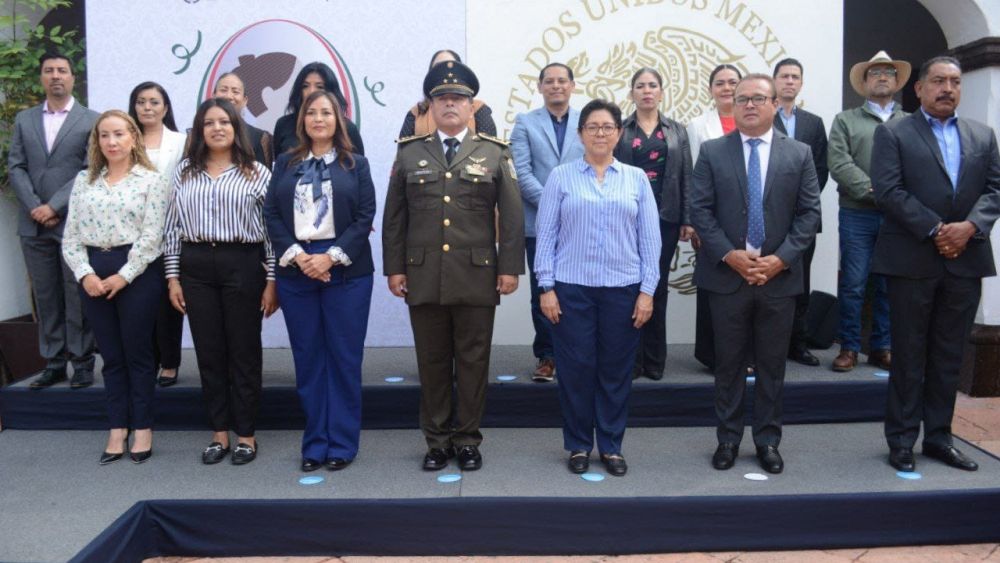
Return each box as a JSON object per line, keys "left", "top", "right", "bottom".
{"left": 163, "top": 160, "right": 275, "bottom": 280}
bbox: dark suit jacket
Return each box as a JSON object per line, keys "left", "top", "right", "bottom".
{"left": 264, "top": 152, "right": 376, "bottom": 278}
{"left": 774, "top": 109, "right": 828, "bottom": 231}
{"left": 870, "top": 112, "right": 1000, "bottom": 279}
{"left": 615, "top": 112, "right": 694, "bottom": 225}
{"left": 690, "top": 130, "right": 822, "bottom": 297}
{"left": 7, "top": 101, "right": 98, "bottom": 237}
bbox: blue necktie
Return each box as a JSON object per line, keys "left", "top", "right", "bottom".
{"left": 746, "top": 138, "right": 765, "bottom": 249}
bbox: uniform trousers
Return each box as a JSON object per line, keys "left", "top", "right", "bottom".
{"left": 277, "top": 246, "right": 372, "bottom": 462}
{"left": 551, "top": 282, "right": 640, "bottom": 455}
{"left": 635, "top": 220, "right": 681, "bottom": 376}
{"left": 180, "top": 242, "right": 265, "bottom": 438}
{"left": 885, "top": 273, "right": 981, "bottom": 450}
{"left": 409, "top": 304, "right": 496, "bottom": 450}
{"left": 708, "top": 284, "right": 795, "bottom": 447}
{"left": 79, "top": 247, "right": 163, "bottom": 429}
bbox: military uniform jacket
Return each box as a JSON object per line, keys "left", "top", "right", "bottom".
{"left": 383, "top": 132, "right": 525, "bottom": 306}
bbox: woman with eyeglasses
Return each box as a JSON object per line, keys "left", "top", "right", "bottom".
{"left": 272, "top": 62, "right": 365, "bottom": 159}
{"left": 535, "top": 99, "right": 661, "bottom": 477}
{"left": 128, "top": 81, "right": 188, "bottom": 388}
{"left": 614, "top": 67, "right": 695, "bottom": 381}
{"left": 398, "top": 49, "right": 496, "bottom": 138}
{"left": 686, "top": 63, "right": 743, "bottom": 371}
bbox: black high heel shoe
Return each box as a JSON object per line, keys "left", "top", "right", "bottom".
{"left": 130, "top": 430, "right": 153, "bottom": 464}
{"left": 100, "top": 430, "right": 130, "bottom": 465}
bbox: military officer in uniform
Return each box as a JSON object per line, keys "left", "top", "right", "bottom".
{"left": 383, "top": 61, "right": 525, "bottom": 472}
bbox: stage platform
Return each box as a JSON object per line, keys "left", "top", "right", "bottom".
{"left": 0, "top": 345, "right": 891, "bottom": 430}
{"left": 0, "top": 424, "right": 997, "bottom": 562}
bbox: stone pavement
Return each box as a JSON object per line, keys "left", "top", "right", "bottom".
{"left": 149, "top": 394, "right": 1000, "bottom": 563}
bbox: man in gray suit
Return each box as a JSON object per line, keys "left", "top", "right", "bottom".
{"left": 8, "top": 52, "right": 98, "bottom": 389}
{"left": 509, "top": 62, "right": 584, "bottom": 382}
{"left": 690, "top": 74, "right": 821, "bottom": 474}
{"left": 871, "top": 56, "right": 1000, "bottom": 473}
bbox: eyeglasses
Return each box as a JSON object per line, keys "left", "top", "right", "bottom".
{"left": 583, "top": 124, "right": 618, "bottom": 136}
{"left": 868, "top": 68, "right": 898, "bottom": 78}
{"left": 734, "top": 95, "right": 774, "bottom": 107}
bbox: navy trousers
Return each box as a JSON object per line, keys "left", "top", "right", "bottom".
{"left": 79, "top": 247, "right": 163, "bottom": 429}
{"left": 277, "top": 251, "right": 372, "bottom": 462}
{"left": 551, "top": 282, "right": 640, "bottom": 455}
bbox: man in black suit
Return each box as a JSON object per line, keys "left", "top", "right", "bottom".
{"left": 690, "top": 74, "right": 821, "bottom": 474}
{"left": 871, "top": 56, "right": 1000, "bottom": 473}
{"left": 772, "top": 58, "right": 829, "bottom": 366}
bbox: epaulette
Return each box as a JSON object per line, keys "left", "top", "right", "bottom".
{"left": 395, "top": 133, "right": 432, "bottom": 144}
{"left": 476, "top": 133, "right": 509, "bottom": 147}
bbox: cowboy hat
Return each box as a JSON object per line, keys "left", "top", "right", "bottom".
{"left": 849, "top": 51, "right": 911, "bottom": 97}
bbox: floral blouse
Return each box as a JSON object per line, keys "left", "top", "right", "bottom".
{"left": 62, "top": 165, "right": 171, "bottom": 283}
{"left": 630, "top": 128, "right": 668, "bottom": 204}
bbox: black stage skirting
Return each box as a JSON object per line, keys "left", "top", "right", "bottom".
{"left": 0, "top": 380, "right": 887, "bottom": 430}
{"left": 72, "top": 488, "right": 1000, "bottom": 563}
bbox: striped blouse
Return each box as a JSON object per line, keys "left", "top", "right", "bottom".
{"left": 163, "top": 160, "right": 275, "bottom": 280}
{"left": 534, "top": 158, "right": 661, "bottom": 295}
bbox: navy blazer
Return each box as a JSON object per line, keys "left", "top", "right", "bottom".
{"left": 871, "top": 112, "right": 1000, "bottom": 279}
{"left": 689, "top": 130, "right": 822, "bottom": 297}
{"left": 264, "top": 151, "right": 376, "bottom": 278}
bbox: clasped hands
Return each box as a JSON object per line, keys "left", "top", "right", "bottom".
{"left": 934, "top": 221, "right": 976, "bottom": 260}
{"left": 30, "top": 204, "right": 60, "bottom": 228}
{"left": 724, "top": 250, "right": 785, "bottom": 286}
{"left": 81, "top": 274, "right": 128, "bottom": 300}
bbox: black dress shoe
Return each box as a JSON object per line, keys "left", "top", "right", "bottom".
{"left": 30, "top": 369, "right": 67, "bottom": 390}
{"left": 923, "top": 444, "right": 978, "bottom": 471}
{"left": 756, "top": 445, "right": 784, "bottom": 474}
{"left": 645, "top": 371, "right": 664, "bottom": 381}
{"left": 130, "top": 449, "right": 152, "bottom": 464}
{"left": 157, "top": 369, "right": 179, "bottom": 387}
{"left": 712, "top": 443, "right": 738, "bottom": 470}
{"left": 301, "top": 458, "right": 322, "bottom": 472}
{"left": 70, "top": 370, "right": 94, "bottom": 389}
{"left": 202, "top": 442, "right": 230, "bottom": 465}
{"left": 788, "top": 347, "right": 820, "bottom": 366}
{"left": 889, "top": 447, "right": 915, "bottom": 472}
{"left": 422, "top": 447, "right": 455, "bottom": 471}
{"left": 600, "top": 453, "right": 627, "bottom": 476}
{"left": 457, "top": 445, "right": 483, "bottom": 471}
{"left": 567, "top": 451, "right": 589, "bottom": 474}
{"left": 325, "top": 458, "right": 352, "bottom": 471}
{"left": 231, "top": 441, "right": 257, "bottom": 465}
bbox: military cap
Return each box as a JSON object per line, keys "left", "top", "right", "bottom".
{"left": 423, "top": 60, "right": 479, "bottom": 98}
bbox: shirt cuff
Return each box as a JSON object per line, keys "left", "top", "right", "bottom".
{"left": 118, "top": 264, "right": 138, "bottom": 284}
{"left": 279, "top": 244, "right": 304, "bottom": 268}
{"left": 326, "top": 246, "right": 352, "bottom": 266}
{"left": 164, "top": 254, "right": 180, "bottom": 279}
{"left": 74, "top": 264, "right": 96, "bottom": 282}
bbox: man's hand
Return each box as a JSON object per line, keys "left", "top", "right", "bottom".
{"left": 496, "top": 274, "right": 518, "bottom": 295}
{"left": 261, "top": 281, "right": 279, "bottom": 317}
{"left": 30, "top": 204, "right": 56, "bottom": 224}
{"left": 723, "top": 250, "right": 766, "bottom": 285}
{"left": 387, "top": 274, "right": 408, "bottom": 298}
{"left": 935, "top": 221, "right": 976, "bottom": 259}
{"left": 747, "top": 255, "right": 786, "bottom": 286}
{"left": 632, "top": 292, "right": 653, "bottom": 328}
{"left": 540, "top": 290, "right": 561, "bottom": 324}
{"left": 102, "top": 274, "right": 128, "bottom": 299}
{"left": 42, "top": 217, "right": 60, "bottom": 229}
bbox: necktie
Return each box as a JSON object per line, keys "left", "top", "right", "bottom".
{"left": 444, "top": 138, "right": 460, "bottom": 165}
{"left": 746, "top": 138, "right": 765, "bottom": 249}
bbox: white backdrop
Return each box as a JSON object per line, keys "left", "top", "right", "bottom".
{"left": 86, "top": 0, "right": 843, "bottom": 347}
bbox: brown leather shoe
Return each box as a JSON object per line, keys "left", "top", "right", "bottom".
{"left": 832, "top": 349, "right": 858, "bottom": 372}
{"left": 868, "top": 349, "right": 891, "bottom": 371}
{"left": 532, "top": 358, "right": 556, "bottom": 382}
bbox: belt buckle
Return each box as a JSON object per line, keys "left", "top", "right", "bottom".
{"left": 100, "top": 246, "right": 112, "bottom": 252}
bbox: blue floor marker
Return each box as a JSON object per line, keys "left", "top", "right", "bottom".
{"left": 746, "top": 376, "right": 756, "bottom": 383}
{"left": 896, "top": 471, "right": 922, "bottom": 480}
{"left": 581, "top": 473, "right": 605, "bottom": 482}
{"left": 497, "top": 375, "right": 517, "bottom": 382}
{"left": 438, "top": 473, "right": 462, "bottom": 483}
{"left": 874, "top": 371, "right": 890, "bottom": 378}
{"left": 298, "top": 476, "right": 324, "bottom": 485}
{"left": 743, "top": 473, "right": 768, "bottom": 481}
{"left": 384, "top": 376, "right": 405, "bottom": 383}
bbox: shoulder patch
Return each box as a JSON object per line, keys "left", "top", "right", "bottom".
{"left": 396, "top": 133, "right": 432, "bottom": 145}
{"left": 477, "top": 133, "right": 509, "bottom": 147}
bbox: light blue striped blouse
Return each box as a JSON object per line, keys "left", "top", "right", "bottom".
{"left": 534, "top": 158, "right": 661, "bottom": 295}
